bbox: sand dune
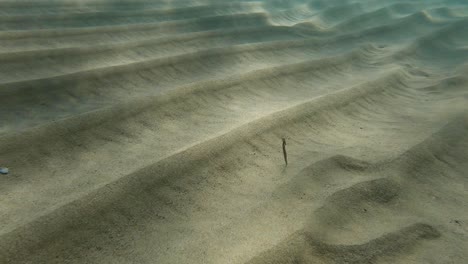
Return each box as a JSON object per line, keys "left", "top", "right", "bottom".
{"left": 0, "top": 0, "right": 467, "bottom": 263}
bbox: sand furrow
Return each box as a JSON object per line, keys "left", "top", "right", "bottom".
{"left": 0, "top": 9, "right": 456, "bottom": 81}
{"left": 0, "top": 67, "right": 454, "bottom": 263}
{"left": 0, "top": 65, "right": 408, "bottom": 231}
{"left": 0, "top": 26, "right": 305, "bottom": 82}
{"left": 0, "top": 12, "right": 271, "bottom": 40}
{"left": 0, "top": 3, "right": 262, "bottom": 30}
{"left": 0, "top": 43, "right": 389, "bottom": 133}
{"left": 247, "top": 114, "right": 468, "bottom": 263}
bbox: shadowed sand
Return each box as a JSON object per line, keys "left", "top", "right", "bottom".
{"left": 0, "top": 0, "right": 467, "bottom": 263}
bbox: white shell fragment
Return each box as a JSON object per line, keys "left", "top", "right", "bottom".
{"left": 0, "top": 167, "right": 9, "bottom": 174}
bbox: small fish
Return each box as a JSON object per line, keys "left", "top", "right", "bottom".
{"left": 282, "top": 138, "right": 288, "bottom": 166}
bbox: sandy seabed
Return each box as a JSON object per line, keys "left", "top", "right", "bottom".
{"left": 0, "top": 0, "right": 467, "bottom": 263}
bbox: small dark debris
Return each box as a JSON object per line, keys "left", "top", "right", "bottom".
{"left": 363, "top": 208, "right": 367, "bottom": 212}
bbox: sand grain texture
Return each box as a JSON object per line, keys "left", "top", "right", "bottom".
{"left": 0, "top": 0, "right": 467, "bottom": 263}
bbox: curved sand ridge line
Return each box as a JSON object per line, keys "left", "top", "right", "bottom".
{"left": 248, "top": 114, "right": 468, "bottom": 263}
{"left": 0, "top": 67, "right": 448, "bottom": 262}
{"left": 4, "top": 10, "right": 448, "bottom": 82}
{"left": 0, "top": 0, "right": 265, "bottom": 13}
{"left": 291, "top": 6, "right": 462, "bottom": 51}
{"left": 2, "top": 15, "right": 459, "bottom": 127}
{"left": 0, "top": 0, "right": 467, "bottom": 263}
{"left": 0, "top": 43, "right": 389, "bottom": 132}
{"left": 394, "top": 18, "right": 468, "bottom": 65}
{"left": 0, "top": 25, "right": 305, "bottom": 82}
{"left": 0, "top": 28, "right": 322, "bottom": 83}
{"left": 0, "top": 12, "right": 460, "bottom": 82}
{"left": 0, "top": 2, "right": 454, "bottom": 46}
{"left": 0, "top": 12, "right": 271, "bottom": 40}
{"left": 0, "top": 66, "right": 414, "bottom": 236}
{"left": 333, "top": 3, "right": 463, "bottom": 32}
{"left": 0, "top": 5, "right": 458, "bottom": 55}
{"left": 0, "top": 25, "right": 300, "bottom": 61}
{"left": 0, "top": 2, "right": 263, "bottom": 29}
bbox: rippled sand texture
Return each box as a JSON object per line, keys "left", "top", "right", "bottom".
{"left": 0, "top": 0, "right": 467, "bottom": 263}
